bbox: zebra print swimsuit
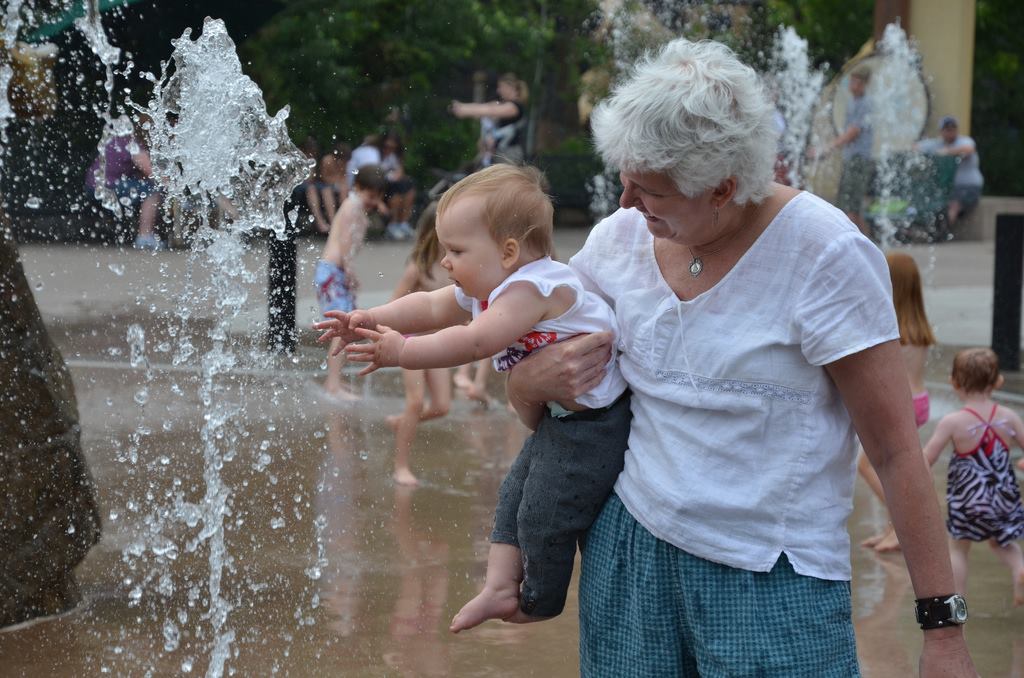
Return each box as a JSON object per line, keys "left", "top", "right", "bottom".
{"left": 946, "top": 405, "right": 1024, "bottom": 545}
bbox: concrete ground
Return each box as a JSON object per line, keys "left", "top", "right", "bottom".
{"left": 10, "top": 229, "right": 1024, "bottom": 677}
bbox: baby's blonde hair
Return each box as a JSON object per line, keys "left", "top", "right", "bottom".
{"left": 436, "top": 164, "right": 554, "bottom": 257}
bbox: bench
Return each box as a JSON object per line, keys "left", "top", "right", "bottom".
{"left": 957, "top": 196, "right": 1024, "bottom": 241}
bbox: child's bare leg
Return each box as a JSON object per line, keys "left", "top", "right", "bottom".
{"left": 453, "top": 363, "right": 473, "bottom": 391}
{"left": 391, "top": 370, "right": 426, "bottom": 486}
{"left": 455, "top": 360, "right": 492, "bottom": 407}
{"left": 949, "top": 539, "right": 971, "bottom": 596}
{"left": 450, "top": 543, "right": 530, "bottom": 633}
{"left": 323, "top": 337, "right": 359, "bottom": 400}
{"left": 988, "top": 539, "right": 1024, "bottom": 606}
{"left": 420, "top": 368, "right": 452, "bottom": 420}
{"left": 857, "top": 451, "right": 896, "bottom": 549}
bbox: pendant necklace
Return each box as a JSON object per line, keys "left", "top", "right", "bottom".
{"left": 686, "top": 206, "right": 732, "bottom": 278}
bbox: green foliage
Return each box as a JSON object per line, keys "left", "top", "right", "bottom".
{"left": 241, "top": 0, "right": 483, "bottom": 176}
{"left": 764, "top": 0, "right": 874, "bottom": 74}
{"left": 240, "top": 0, "right": 597, "bottom": 183}
{"left": 973, "top": 0, "right": 1024, "bottom": 196}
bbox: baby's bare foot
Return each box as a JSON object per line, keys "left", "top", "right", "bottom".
{"left": 449, "top": 588, "right": 520, "bottom": 633}
{"left": 392, "top": 468, "right": 419, "bottom": 487}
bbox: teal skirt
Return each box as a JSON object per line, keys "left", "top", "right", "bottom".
{"left": 578, "top": 493, "right": 861, "bottom": 677}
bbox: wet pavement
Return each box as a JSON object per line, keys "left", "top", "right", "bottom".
{"left": 2, "top": 232, "right": 1024, "bottom": 676}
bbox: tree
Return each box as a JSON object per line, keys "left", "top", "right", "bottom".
{"left": 240, "top": 0, "right": 598, "bottom": 181}
{"left": 973, "top": 0, "right": 1023, "bottom": 196}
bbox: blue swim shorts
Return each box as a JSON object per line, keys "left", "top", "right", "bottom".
{"left": 314, "top": 260, "right": 355, "bottom": 314}
{"left": 578, "top": 493, "right": 861, "bottom": 677}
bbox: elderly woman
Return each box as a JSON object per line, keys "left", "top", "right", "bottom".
{"left": 507, "top": 40, "right": 976, "bottom": 676}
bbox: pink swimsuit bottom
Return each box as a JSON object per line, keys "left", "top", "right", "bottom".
{"left": 912, "top": 391, "right": 930, "bottom": 428}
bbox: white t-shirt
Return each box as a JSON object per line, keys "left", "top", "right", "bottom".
{"left": 454, "top": 257, "right": 627, "bottom": 409}
{"left": 569, "top": 191, "right": 898, "bottom": 580}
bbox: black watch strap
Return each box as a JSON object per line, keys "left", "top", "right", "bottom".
{"left": 915, "top": 594, "right": 967, "bottom": 629}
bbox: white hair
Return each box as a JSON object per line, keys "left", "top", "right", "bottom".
{"left": 592, "top": 39, "right": 777, "bottom": 205}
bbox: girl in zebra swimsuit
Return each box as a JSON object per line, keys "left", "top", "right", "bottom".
{"left": 923, "top": 347, "right": 1024, "bottom": 605}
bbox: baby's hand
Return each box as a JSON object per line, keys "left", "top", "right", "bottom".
{"left": 313, "top": 309, "right": 376, "bottom": 354}
{"left": 345, "top": 325, "right": 404, "bottom": 375}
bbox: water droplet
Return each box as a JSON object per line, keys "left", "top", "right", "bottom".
{"left": 24, "top": 196, "right": 42, "bottom": 209}
{"left": 108, "top": 262, "right": 125, "bottom": 276}
{"left": 34, "top": 282, "right": 43, "bottom": 291}
{"left": 270, "top": 517, "right": 285, "bottom": 529}
{"left": 163, "top": 620, "right": 180, "bottom": 652}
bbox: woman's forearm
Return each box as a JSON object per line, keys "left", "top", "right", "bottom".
{"left": 874, "top": 445, "right": 956, "bottom": 597}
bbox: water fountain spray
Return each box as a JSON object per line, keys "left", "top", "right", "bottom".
{"left": 870, "top": 22, "right": 928, "bottom": 249}
{"left": 124, "top": 17, "right": 309, "bottom": 677}
{"left": 769, "top": 26, "right": 824, "bottom": 189}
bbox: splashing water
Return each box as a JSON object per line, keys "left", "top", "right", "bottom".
{"left": 870, "top": 22, "right": 928, "bottom": 249}
{"left": 769, "top": 27, "right": 825, "bottom": 188}
{"left": 117, "top": 17, "right": 308, "bottom": 678}
{"left": 137, "top": 18, "right": 310, "bottom": 240}
{"left": 0, "top": 0, "right": 25, "bottom": 164}
{"left": 75, "top": 0, "right": 130, "bottom": 217}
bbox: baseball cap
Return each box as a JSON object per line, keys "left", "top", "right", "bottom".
{"left": 940, "top": 115, "right": 958, "bottom": 129}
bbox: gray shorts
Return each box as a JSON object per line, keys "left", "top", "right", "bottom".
{"left": 491, "top": 391, "right": 631, "bottom": 617}
{"left": 951, "top": 184, "right": 981, "bottom": 211}
{"left": 836, "top": 156, "right": 875, "bottom": 215}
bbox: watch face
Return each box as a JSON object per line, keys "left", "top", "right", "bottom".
{"left": 946, "top": 595, "right": 969, "bottom": 623}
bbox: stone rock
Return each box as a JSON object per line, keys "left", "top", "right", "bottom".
{"left": 0, "top": 217, "right": 101, "bottom": 629}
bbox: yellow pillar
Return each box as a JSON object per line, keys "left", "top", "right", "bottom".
{"left": 910, "top": 0, "right": 976, "bottom": 135}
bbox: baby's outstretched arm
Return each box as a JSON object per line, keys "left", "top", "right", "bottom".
{"left": 315, "top": 286, "right": 469, "bottom": 354}
{"left": 314, "top": 309, "right": 377, "bottom": 350}
{"left": 346, "top": 325, "right": 404, "bottom": 375}
{"left": 347, "top": 282, "right": 549, "bottom": 373}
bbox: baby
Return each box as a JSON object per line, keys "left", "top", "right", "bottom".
{"left": 314, "top": 164, "right": 630, "bottom": 631}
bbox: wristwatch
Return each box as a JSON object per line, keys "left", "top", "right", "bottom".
{"left": 914, "top": 594, "right": 968, "bottom": 629}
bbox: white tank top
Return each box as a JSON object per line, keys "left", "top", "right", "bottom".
{"left": 454, "top": 257, "right": 627, "bottom": 409}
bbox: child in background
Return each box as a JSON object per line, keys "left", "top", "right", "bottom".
{"left": 314, "top": 164, "right": 631, "bottom": 631}
{"left": 314, "top": 163, "right": 387, "bottom": 401}
{"left": 859, "top": 251, "right": 936, "bottom": 552}
{"left": 319, "top": 142, "right": 351, "bottom": 226}
{"left": 384, "top": 203, "right": 451, "bottom": 486}
{"left": 453, "top": 360, "right": 493, "bottom": 408}
{"left": 922, "top": 348, "right": 1024, "bottom": 605}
